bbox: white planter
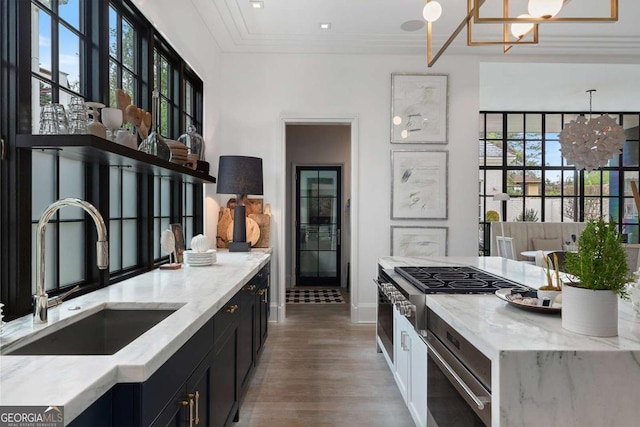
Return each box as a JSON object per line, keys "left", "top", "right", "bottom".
{"left": 562, "top": 284, "right": 618, "bottom": 337}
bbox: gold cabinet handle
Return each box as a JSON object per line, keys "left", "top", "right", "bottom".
{"left": 188, "top": 392, "right": 200, "bottom": 425}
{"left": 243, "top": 284, "right": 256, "bottom": 292}
{"left": 225, "top": 304, "right": 238, "bottom": 314}
{"left": 1, "top": 138, "right": 5, "bottom": 161}
{"left": 256, "top": 289, "right": 266, "bottom": 296}
{"left": 179, "top": 400, "right": 189, "bottom": 406}
{"left": 188, "top": 398, "right": 194, "bottom": 427}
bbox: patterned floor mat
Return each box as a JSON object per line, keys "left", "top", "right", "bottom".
{"left": 286, "top": 288, "right": 345, "bottom": 304}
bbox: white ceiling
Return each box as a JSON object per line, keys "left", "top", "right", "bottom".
{"left": 189, "top": 0, "right": 640, "bottom": 60}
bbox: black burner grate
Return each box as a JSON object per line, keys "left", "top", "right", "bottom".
{"left": 394, "top": 266, "right": 522, "bottom": 294}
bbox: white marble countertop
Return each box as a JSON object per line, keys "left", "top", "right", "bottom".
{"left": 378, "top": 256, "right": 640, "bottom": 359}
{"left": 0, "top": 249, "right": 271, "bottom": 424}
{"left": 380, "top": 256, "right": 640, "bottom": 426}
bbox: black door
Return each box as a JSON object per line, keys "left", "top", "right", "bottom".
{"left": 295, "top": 166, "right": 341, "bottom": 286}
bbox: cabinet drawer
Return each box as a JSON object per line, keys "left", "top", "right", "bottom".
{"left": 214, "top": 294, "right": 240, "bottom": 345}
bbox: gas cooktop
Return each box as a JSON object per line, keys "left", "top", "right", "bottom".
{"left": 394, "top": 266, "right": 524, "bottom": 294}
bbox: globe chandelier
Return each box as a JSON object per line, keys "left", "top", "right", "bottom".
{"left": 558, "top": 89, "right": 626, "bottom": 172}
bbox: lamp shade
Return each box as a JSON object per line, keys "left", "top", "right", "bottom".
{"left": 216, "top": 156, "right": 263, "bottom": 196}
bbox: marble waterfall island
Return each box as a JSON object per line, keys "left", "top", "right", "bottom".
{"left": 379, "top": 256, "right": 640, "bottom": 427}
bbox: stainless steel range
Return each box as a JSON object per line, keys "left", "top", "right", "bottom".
{"left": 376, "top": 264, "right": 527, "bottom": 427}
{"left": 378, "top": 265, "right": 523, "bottom": 335}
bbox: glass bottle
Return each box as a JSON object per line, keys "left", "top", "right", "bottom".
{"left": 138, "top": 90, "right": 171, "bottom": 161}
{"left": 178, "top": 125, "right": 206, "bottom": 161}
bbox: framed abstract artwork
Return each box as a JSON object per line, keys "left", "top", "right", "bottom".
{"left": 390, "top": 73, "right": 448, "bottom": 143}
{"left": 391, "top": 226, "right": 448, "bottom": 257}
{"left": 391, "top": 150, "right": 448, "bottom": 219}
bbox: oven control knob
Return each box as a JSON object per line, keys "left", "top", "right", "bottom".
{"left": 396, "top": 301, "right": 415, "bottom": 317}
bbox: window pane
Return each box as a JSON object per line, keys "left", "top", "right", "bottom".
{"left": 185, "top": 184, "right": 194, "bottom": 215}
{"left": 109, "top": 6, "right": 118, "bottom": 57}
{"left": 122, "top": 70, "right": 134, "bottom": 103}
{"left": 160, "top": 98, "right": 169, "bottom": 136}
{"left": 110, "top": 167, "right": 122, "bottom": 217}
{"left": 562, "top": 198, "right": 579, "bottom": 222}
{"left": 584, "top": 197, "right": 602, "bottom": 220}
{"left": 544, "top": 170, "right": 562, "bottom": 196}
{"left": 109, "top": 59, "right": 118, "bottom": 107}
{"left": 521, "top": 199, "right": 541, "bottom": 222}
{"left": 59, "top": 0, "right": 80, "bottom": 30}
{"left": 154, "top": 176, "right": 161, "bottom": 215}
{"left": 122, "top": 170, "right": 137, "bottom": 217}
{"left": 159, "top": 56, "right": 168, "bottom": 95}
{"left": 525, "top": 114, "right": 542, "bottom": 139}
{"left": 507, "top": 170, "right": 523, "bottom": 195}
{"left": 33, "top": 6, "right": 52, "bottom": 75}
{"left": 58, "top": 24, "right": 80, "bottom": 93}
{"left": 544, "top": 198, "right": 563, "bottom": 222}
{"left": 506, "top": 114, "right": 524, "bottom": 135}
{"left": 161, "top": 178, "right": 170, "bottom": 216}
{"left": 32, "top": 151, "right": 57, "bottom": 220}
{"left": 485, "top": 114, "right": 503, "bottom": 139}
{"left": 109, "top": 220, "right": 121, "bottom": 272}
{"left": 507, "top": 141, "right": 523, "bottom": 166}
{"left": 584, "top": 171, "right": 602, "bottom": 197}
{"left": 525, "top": 141, "right": 542, "bottom": 166}
{"left": 58, "top": 158, "right": 85, "bottom": 220}
{"left": 154, "top": 219, "right": 161, "bottom": 259}
{"left": 122, "top": 18, "right": 135, "bottom": 72}
{"left": 545, "top": 114, "right": 562, "bottom": 134}
{"left": 122, "top": 219, "right": 137, "bottom": 268}
{"left": 544, "top": 140, "right": 562, "bottom": 166}
{"left": 59, "top": 222, "right": 84, "bottom": 286}
{"left": 184, "top": 218, "right": 193, "bottom": 247}
{"left": 185, "top": 82, "right": 193, "bottom": 115}
{"left": 623, "top": 140, "right": 639, "bottom": 167}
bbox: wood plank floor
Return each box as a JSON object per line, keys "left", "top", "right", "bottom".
{"left": 236, "top": 290, "right": 415, "bottom": 427}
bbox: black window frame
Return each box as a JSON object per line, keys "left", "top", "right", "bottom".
{"left": 0, "top": 0, "right": 205, "bottom": 320}
{"left": 479, "top": 111, "right": 640, "bottom": 256}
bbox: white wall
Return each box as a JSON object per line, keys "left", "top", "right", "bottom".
{"left": 212, "top": 53, "right": 480, "bottom": 322}
{"left": 480, "top": 62, "right": 640, "bottom": 111}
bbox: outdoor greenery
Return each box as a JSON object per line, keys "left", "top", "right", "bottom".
{"left": 515, "top": 208, "right": 539, "bottom": 222}
{"left": 564, "top": 218, "right": 631, "bottom": 299}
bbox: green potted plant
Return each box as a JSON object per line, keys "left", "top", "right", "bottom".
{"left": 562, "top": 217, "right": 631, "bottom": 337}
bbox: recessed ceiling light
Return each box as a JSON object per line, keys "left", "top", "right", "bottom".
{"left": 250, "top": 1, "right": 263, "bottom": 9}
{"left": 319, "top": 23, "right": 331, "bottom": 30}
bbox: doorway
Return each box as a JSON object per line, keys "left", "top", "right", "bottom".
{"left": 295, "top": 166, "right": 341, "bottom": 286}
{"left": 282, "top": 117, "right": 358, "bottom": 322}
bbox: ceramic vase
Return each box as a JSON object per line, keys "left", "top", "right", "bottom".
{"left": 537, "top": 289, "right": 561, "bottom": 307}
{"left": 561, "top": 283, "right": 618, "bottom": 337}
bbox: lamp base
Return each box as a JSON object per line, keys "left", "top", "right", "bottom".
{"left": 228, "top": 241, "right": 251, "bottom": 252}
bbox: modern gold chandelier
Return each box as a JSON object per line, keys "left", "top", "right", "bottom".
{"left": 423, "top": 0, "right": 619, "bottom": 67}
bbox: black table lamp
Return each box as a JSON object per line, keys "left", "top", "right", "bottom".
{"left": 216, "top": 156, "right": 263, "bottom": 252}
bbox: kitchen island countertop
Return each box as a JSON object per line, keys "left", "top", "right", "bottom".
{"left": 378, "top": 256, "right": 640, "bottom": 427}
{"left": 0, "top": 249, "right": 271, "bottom": 424}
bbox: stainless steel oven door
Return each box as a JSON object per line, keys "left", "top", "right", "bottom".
{"left": 425, "top": 330, "right": 491, "bottom": 426}
{"left": 376, "top": 280, "right": 393, "bottom": 363}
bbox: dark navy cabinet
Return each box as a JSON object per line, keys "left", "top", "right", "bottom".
{"left": 70, "top": 263, "right": 269, "bottom": 427}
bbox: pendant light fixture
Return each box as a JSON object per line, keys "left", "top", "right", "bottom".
{"left": 558, "top": 90, "right": 626, "bottom": 172}
{"left": 426, "top": 0, "right": 619, "bottom": 67}
{"left": 527, "top": 0, "right": 564, "bottom": 19}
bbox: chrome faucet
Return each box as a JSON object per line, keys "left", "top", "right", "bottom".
{"left": 34, "top": 198, "right": 108, "bottom": 324}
